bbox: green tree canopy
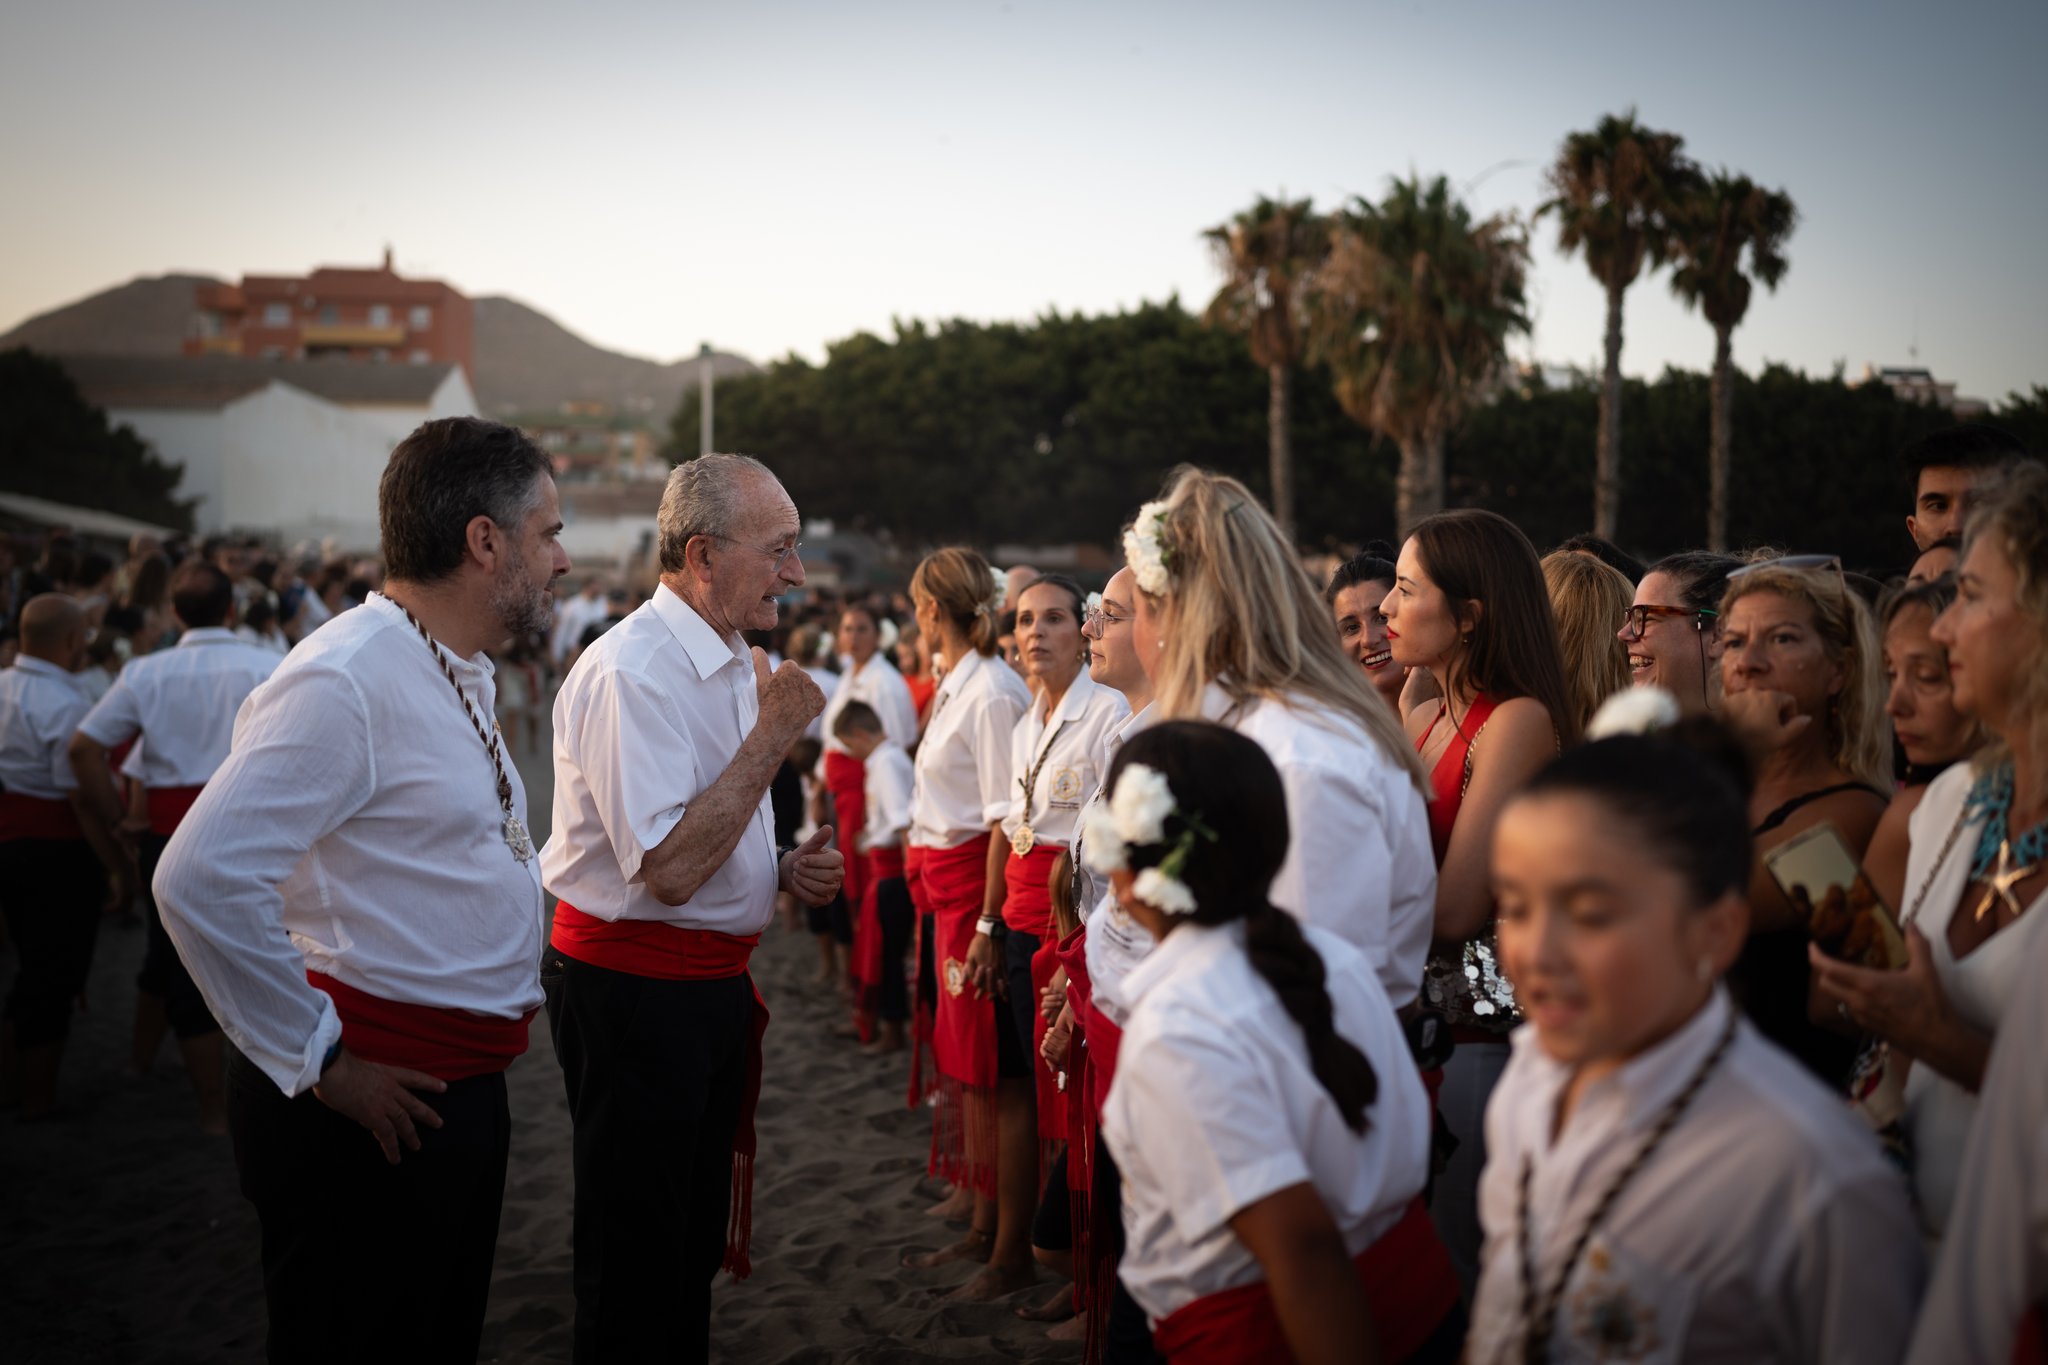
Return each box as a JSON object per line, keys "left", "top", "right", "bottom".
{"left": 0, "top": 347, "right": 194, "bottom": 531}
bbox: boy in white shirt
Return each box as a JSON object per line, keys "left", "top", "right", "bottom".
{"left": 834, "top": 701, "right": 915, "bottom": 1053}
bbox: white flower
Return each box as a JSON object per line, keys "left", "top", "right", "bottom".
{"left": 1122, "top": 501, "right": 1173, "bottom": 597}
{"left": 1110, "top": 763, "right": 1175, "bottom": 846}
{"left": 1078, "top": 804, "right": 1128, "bottom": 874}
{"left": 990, "top": 565, "right": 1008, "bottom": 612}
{"left": 1084, "top": 591, "right": 1103, "bottom": 616}
{"left": 1133, "top": 867, "right": 1197, "bottom": 916}
{"left": 1588, "top": 686, "right": 1682, "bottom": 740}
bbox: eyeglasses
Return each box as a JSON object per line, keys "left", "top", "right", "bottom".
{"left": 714, "top": 536, "right": 803, "bottom": 573}
{"left": 1083, "top": 604, "right": 1129, "bottom": 632}
{"left": 1726, "top": 553, "right": 1846, "bottom": 595}
{"left": 1618, "top": 604, "right": 1715, "bottom": 638}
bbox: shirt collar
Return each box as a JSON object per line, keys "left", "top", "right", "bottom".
{"left": 652, "top": 583, "right": 746, "bottom": 682}
{"left": 364, "top": 593, "right": 495, "bottom": 679}
{"left": 1037, "top": 668, "right": 1097, "bottom": 728}
{"left": 176, "top": 627, "right": 241, "bottom": 647}
{"left": 936, "top": 647, "right": 987, "bottom": 703}
{"left": 11, "top": 656, "right": 77, "bottom": 684}
{"left": 1119, "top": 918, "right": 1238, "bottom": 1009}
{"left": 1513, "top": 985, "right": 1736, "bottom": 1136}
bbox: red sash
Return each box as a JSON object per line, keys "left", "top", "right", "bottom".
{"left": 1031, "top": 932, "right": 1067, "bottom": 1142}
{"left": 822, "top": 749, "right": 869, "bottom": 918}
{"left": 548, "top": 901, "right": 771, "bottom": 1278}
{"left": 1151, "top": 1199, "right": 1457, "bottom": 1364}
{"left": 146, "top": 785, "right": 205, "bottom": 837}
{"left": 0, "top": 791, "right": 82, "bottom": 842}
{"left": 306, "top": 972, "right": 534, "bottom": 1083}
{"left": 1000, "top": 843, "right": 1063, "bottom": 938}
{"left": 851, "top": 844, "right": 905, "bottom": 1037}
{"left": 922, "top": 834, "right": 997, "bottom": 1195}
{"left": 905, "top": 845, "right": 936, "bottom": 1109}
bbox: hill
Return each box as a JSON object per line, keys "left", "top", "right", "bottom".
{"left": 0, "top": 275, "right": 753, "bottom": 421}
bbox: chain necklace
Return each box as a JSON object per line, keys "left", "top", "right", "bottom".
{"left": 1012, "top": 718, "right": 1072, "bottom": 857}
{"left": 387, "top": 596, "right": 533, "bottom": 863}
{"left": 1516, "top": 1007, "right": 1739, "bottom": 1365}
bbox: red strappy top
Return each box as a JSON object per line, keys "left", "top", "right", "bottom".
{"left": 1417, "top": 692, "right": 1499, "bottom": 863}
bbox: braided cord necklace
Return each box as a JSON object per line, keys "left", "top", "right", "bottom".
{"left": 1516, "top": 1007, "right": 1739, "bottom": 1364}
{"left": 388, "top": 596, "right": 534, "bottom": 864}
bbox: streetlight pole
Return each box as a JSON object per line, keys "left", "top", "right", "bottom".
{"left": 699, "top": 342, "right": 715, "bottom": 457}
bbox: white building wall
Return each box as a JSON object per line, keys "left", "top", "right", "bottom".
{"left": 218, "top": 383, "right": 391, "bottom": 548}
{"left": 107, "top": 407, "right": 228, "bottom": 532}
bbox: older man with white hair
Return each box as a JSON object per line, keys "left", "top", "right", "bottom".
{"left": 541, "top": 452, "right": 843, "bottom": 1363}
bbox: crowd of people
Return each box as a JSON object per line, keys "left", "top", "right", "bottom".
{"left": 3, "top": 413, "right": 2047, "bottom": 1363}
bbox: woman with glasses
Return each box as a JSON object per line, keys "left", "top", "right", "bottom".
{"left": 902, "top": 546, "right": 1034, "bottom": 1279}
{"left": 1324, "top": 544, "right": 1408, "bottom": 715}
{"left": 1811, "top": 463, "right": 2048, "bottom": 1250}
{"left": 959, "top": 573, "right": 1126, "bottom": 1302}
{"left": 1381, "top": 507, "right": 1579, "bottom": 1293}
{"left": 1618, "top": 551, "right": 1743, "bottom": 714}
{"left": 1717, "top": 556, "right": 1890, "bottom": 1087}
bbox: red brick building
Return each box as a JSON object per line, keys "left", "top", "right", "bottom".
{"left": 185, "top": 249, "right": 473, "bottom": 377}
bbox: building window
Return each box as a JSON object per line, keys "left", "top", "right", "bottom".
{"left": 409, "top": 349, "right": 431, "bottom": 364}
{"left": 319, "top": 305, "right": 338, "bottom": 325}
{"left": 409, "top": 305, "right": 433, "bottom": 330}
{"left": 261, "top": 345, "right": 285, "bottom": 360}
{"left": 371, "top": 348, "right": 390, "bottom": 363}
{"left": 369, "top": 304, "right": 391, "bottom": 328}
{"left": 263, "top": 302, "right": 291, "bottom": 327}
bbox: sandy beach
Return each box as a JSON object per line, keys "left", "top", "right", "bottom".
{"left": 1, "top": 726, "right": 1078, "bottom": 1364}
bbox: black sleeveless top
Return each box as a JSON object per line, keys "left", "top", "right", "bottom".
{"left": 1731, "top": 781, "right": 1888, "bottom": 1088}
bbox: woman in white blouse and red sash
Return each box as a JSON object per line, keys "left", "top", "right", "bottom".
{"left": 901, "top": 547, "right": 1032, "bottom": 1276}
{"left": 1093, "top": 720, "right": 1459, "bottom": 1364}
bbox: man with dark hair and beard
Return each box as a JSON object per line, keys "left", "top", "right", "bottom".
{"left": 154, "top": 416, "right": 569, "bottom": 1362}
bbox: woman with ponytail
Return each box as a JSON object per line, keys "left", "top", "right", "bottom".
{"left": 901, "top": 547, "right": 1034, "bottom": 1282}
{"left": 1093, "top": 721, "right": 1457, "bottom": 1365}
{"left": 1130, "top": 468, "right": 1435, "bottom": 1010}
{"left": 1468, "top": 693, "right": 1921, "bottom": 1364}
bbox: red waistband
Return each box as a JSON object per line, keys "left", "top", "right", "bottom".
{"left": 147, "top": 785, "right": 205, "bottom": 837}
{"left": 1000, "top": 843, "right": 1063, "bottom": 937}
{"left": 868, "top": 845, "right": 906, "bottom": 881}
{"left": 0, "top": 791, "right": 82, "bottom": 843}
{"left": 549, "top": 900, "right": 759, "bottom": 980}
{"left": 823, "top": 749, "right": 866, "bottom": 793}
{"left": 307, "top": 972, "right": 534, "bottom": 1083}
{"left": 1151, "top": 1199, "right": 1457, "bottom": 1363}
{"left": 918, "top": 833, "right": 991, "bottom": 910}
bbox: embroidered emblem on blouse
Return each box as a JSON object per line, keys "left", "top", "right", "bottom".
{"left": 944, "top": 957, "right": 967, "bottom": 998}
{"left": 1568, "top": 1246, "right": 1663, "bottom": 1361}
{"left": 1051, "top": 768, "right": 1083, "bottom": 803}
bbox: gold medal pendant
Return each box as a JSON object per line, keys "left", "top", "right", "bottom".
{"left": 1011, "top": 823, "right": 1036, "bottom": 858}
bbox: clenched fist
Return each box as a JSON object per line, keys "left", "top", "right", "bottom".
{"left": 753, "top": 647, "right": 825, "bottom": 744}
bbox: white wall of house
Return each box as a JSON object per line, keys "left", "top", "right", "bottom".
{"left": 558, "top": 513, "right": 658, "bottom": 571}
{"left": 350, "top": 367, "right": 477, "bottom": 447}
{"left": 107, "top": 407, "right": 226, "bottom": 532}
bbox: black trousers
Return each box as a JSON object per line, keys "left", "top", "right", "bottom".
{"left": 0, "top": 837, "right": 103, "bottom": 1046}
{"left": 875, "top": 875, "right": 914, "bottom": 1023}
{"left": 135, "top": 832, "right": 218, "bottom": 1038}
{"left": 545, "top": 952, "right": 755, "bottom": 1365}
{"left": 225, "top": 1048, "right": 510, "bottom": 1364}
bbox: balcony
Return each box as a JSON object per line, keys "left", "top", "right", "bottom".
{"left": 300, "top": 323, "right": 407, "bottom": 347}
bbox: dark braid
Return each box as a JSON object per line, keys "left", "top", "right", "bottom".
{"left": 1111, "top": 720, "right": 1382, "bottom": 1131}
{"left": 1242, "top": 901, "right": 1379, "bottom": 1131}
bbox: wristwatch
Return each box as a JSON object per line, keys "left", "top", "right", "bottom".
{"left": 975, "top": 915, "right": 1000, "bottom": 936}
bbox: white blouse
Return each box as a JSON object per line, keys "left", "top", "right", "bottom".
{"left": 1103, "top": 919, "right": 1431, "bottom": 1323}
{"left": 75, "top": 628, "right": 281, "bottom": 787}
{"left": 820, "top": 652, "right": 919, "bottom": 755}
{"left": 1898, "top": 761, "right": 2048, "bottom": 1239}
{"left": 909, "top": 649, "right": 1031, "bottom": 850}
{"left": 152, "top": 595, "right": 546, "bottom": 1097}
{"left": 1000, "top": 670, "right": 1128, "bottom": 851}
{"left": 540, "top": 585, "right": 780, "bottom": 936}
{"left": 1080, "top": 701, "right": 1157, "bottom": 1027}
{"left": 1197, "top": 682, "right": 1436, "bottom": 1009}
{"left": 1469, "top": 990, "right": 1923, "bottom": 1364}
{"left": 860, "top": 740, "right": 915, "bottom": 853}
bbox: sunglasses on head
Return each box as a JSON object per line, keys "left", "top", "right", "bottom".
{"left": 1726, "top": 554, "right": 1846, "bottom": 594}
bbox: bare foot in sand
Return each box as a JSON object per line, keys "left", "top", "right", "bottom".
{"left": 902, "top": 1228, "right": 991, "bottom": 1270}
{"left": 924, "top": 1185, "right": 974, "bottom": 1221}
{"left": 945, "top": 1259, "right": 1036, "bottom": 1301}
{"left": 1014, "top": 1285, "right": 1074, "bottom": 1322}
{"left": 862, "top": 1027, "right": 904, "bottom": 1057}
{"left": 1047, "top": 1312, "right": 1089, "bottom": 1342}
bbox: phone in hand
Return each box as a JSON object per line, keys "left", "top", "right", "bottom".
{"left": 1764, "top": 822, "right": 1906, "bottom": 969}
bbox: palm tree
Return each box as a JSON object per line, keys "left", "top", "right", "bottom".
{"left": 1670, "top": 172, "right": 1797, "bottom": 551}
{"left": 1539, "top": 111, "right": 1700, "bottom": 539}
{"left": 1311, "top": 175, "right": 1530, "bottom": 533}
{"left": 1202, "top": 196, "right": 1329, "bottom": 540}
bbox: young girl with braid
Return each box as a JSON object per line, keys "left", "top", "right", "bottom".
{"left": 1468, "top": 695, "right": 1922, "bottom": 1364}
{"left": 1092, "top": 721, "right": 1460, "bottom": 1365}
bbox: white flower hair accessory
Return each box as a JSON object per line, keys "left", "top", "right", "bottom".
{"left": 1079, "top": 762, "right": 1218, "bottom": 916}
{"left": 1122, "top": 501, "right": 1175, "bottom": 597}
{"left": 990, "top": 564, "right": 1008, "bottom": 613}
{"left": 1588, "top": 686, "right": 1682, "bottom": 741}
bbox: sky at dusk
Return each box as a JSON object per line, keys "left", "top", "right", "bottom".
{"left": 3, "top": 0, "right": 2043, "bottom": 403}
